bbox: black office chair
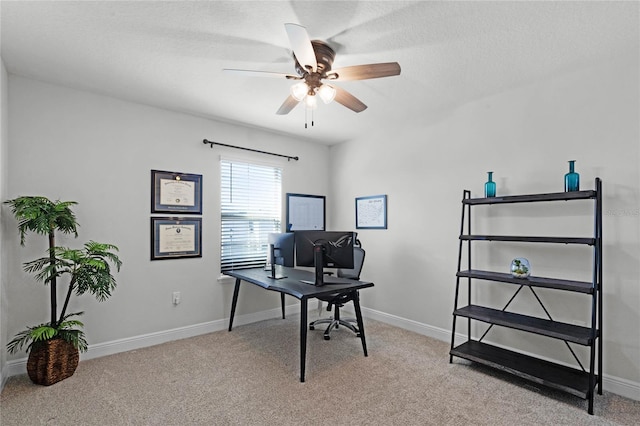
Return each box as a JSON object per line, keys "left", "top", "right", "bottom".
{"left": 309, "top": 246, "right": 366, "bottom": 340}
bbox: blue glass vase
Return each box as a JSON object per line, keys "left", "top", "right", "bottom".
{"left": 484, "top": 171, "right": 496, "bottom": 198}
{"left": 564, "top": 160, "right": 580, "bottom": 192}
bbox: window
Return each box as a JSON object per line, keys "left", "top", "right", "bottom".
{"left": 220, "top": 159, "right": 282, "bottom": 271}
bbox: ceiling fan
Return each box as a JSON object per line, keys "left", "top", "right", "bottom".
{"left": 224, "top": 23, "right": 401, "bottom": 118}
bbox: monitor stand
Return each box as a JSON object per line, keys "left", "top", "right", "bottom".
{"left": 313, "top": 243, "right": 324, "bottom": 286}
{"left": 300, "top": 243, "right": 325, "bottom": 286}
{"left": 266, "top": 244, "right": 286, "bottom": 279}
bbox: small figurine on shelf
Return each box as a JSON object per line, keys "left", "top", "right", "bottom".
{"left": 510, "top": 258, "right": 531, "bottom": 278}
{"left": 564, "top": 160, "right": 580, "bottom": 192}
{"left": 485, "top": 171, "right": 496, "bottom": 198}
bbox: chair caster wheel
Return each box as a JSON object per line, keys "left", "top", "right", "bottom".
{"left": 324, "top": 335, "right": 331, "bottom": 341}
{"left": 356, "top": 333, "right": 361, "bottom": 337}
{"left": 309, "top": 325, "right": 315, "bottom": 330}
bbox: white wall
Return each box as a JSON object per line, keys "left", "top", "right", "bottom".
{"left": 0, "top": 58, "right": 9, "bottom": 385}
{"left": 329, "top": 54, "right": 640, "bottom": 398}
{"left": 3, "top": 76, "right": 330, "bottom": 362}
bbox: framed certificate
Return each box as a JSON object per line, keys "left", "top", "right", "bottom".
{"left": 151, "top": 217, "right": 202, "bottom": 260}
{"left": 151, "top": 170, "right": 202, "bottom": 214}
{"left": 356, "top": 195, "right": 388, "bottom": 229}
{"left": 286, "top": 193, "right": 326, "bottom": 231}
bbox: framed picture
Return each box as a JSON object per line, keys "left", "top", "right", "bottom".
{"left": 286, "top": 193, "right": 326, "bottom": 231}
{"left": 356, "top": 195, "right": 388, "bottom": 229}
{"left": 151, "top": 170, "right": 202, "bottom": 214}
{"left": 151, "top": 217, "right": 202, "bottom": 260}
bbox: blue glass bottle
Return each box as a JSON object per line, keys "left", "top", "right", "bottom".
{"left": 564, "top": 160, "right": 580, "bottom": 192}
{"left": 484, "top": 171, "right": 496, "bottom": 198}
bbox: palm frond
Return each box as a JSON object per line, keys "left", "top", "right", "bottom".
{"left": 7, "top": 323, "right": 58, "bottom": 354}
{"left": 6, "top": 328, "right": 37, "bottom": 354}
{"left": 66, "top": 242, "right": 122, "bottom": 301}
{"left": 30, "top": 325, "right": 58, "bottom": 341}
{"left": 58, "top": 329, "right": 88, "bottom": 352}
{"left": 7, "top": 313, "right": 88, "bottom": 354}
{"left": 4, "top": 196, "right": 78, "bottom": 245}
{"left": 22, "top": 256, "right": 54, "bottom": 276}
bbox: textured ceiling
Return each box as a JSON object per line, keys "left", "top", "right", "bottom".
{"left": 1, "top": 1, "right": 637, "bottom": 145}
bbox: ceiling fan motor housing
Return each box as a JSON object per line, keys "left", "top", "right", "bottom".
{"left": 294, "top": 40, "right": 336, "bottom": 77}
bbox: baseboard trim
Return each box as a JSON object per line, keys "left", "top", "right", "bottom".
{"left": 357, "top": 306, "right": 454, "bottom": 342}
{"left": 1, "top": 365, "right": 7, "bottom": 391}
{"left": 4, "top": 303, "right": 638, "bottom": 402}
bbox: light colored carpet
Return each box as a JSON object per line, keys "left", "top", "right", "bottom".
{"left": 1, "top": 316, "right": 639, "bottom": 425}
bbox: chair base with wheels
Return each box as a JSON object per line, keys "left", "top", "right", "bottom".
{"left": 309, "top": 291, "right": 360, "bottom": 340}
{"left": 309, "top": 245, "right": 366, "bottom": 340}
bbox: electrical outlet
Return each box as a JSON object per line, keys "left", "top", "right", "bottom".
{"left": 172, "top": 291, "right": 181, "bottom": 305}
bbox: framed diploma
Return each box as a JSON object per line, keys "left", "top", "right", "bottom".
{"left": 356, "top": 195, "right": 388, "bottom": 229}
{"left": 151, "top": 217, "right": 202, "bottom": 260}
{"left": 151, "top": 170, "right": 202, "bottom": 214}
{"left": 286, "top": 193, "right": 326, "bottom": 231}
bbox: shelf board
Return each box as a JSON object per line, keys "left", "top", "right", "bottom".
{"left": 453, "top": 305, "right": 596, "bottom": 345}
{"left": 463, "top": 190, "right": 597, "bottom": 205}
{"left": 450, "top": 340, "right": 596, "bottom": 399}
{"left": 460, "top": 235, "right": 596, "bottom": 245}
{"left": 457, "top": 270, "right": 594, "bottom": 294}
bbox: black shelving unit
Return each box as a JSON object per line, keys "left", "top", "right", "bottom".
{"left": 449, "top": 178, "right": 603, "bottom": 414}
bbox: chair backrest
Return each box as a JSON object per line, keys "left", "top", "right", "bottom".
{"left": 337, "top": 247, "right": 365, "bottom": 280}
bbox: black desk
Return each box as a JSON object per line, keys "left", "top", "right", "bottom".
{"left": 224, "top": 267, "right": 374, "bottom": 382}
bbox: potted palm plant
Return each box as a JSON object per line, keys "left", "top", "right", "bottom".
{"left": 4, "top": 196, "right": 122, "bottom": 385}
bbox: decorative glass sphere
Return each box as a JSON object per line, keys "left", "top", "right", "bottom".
{"left": 511, "top": 258, "right": 531, "bottom": 278}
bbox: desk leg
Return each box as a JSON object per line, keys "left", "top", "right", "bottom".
{"left": 352, "top": 290, "right": 368, "bottom": 357}
{"left": 228, "top": 278, "right": 241, "bottom": 332}
{"left": 300, "top": 298, "right": 308, "bottom": 382}
{"left": 281, "top": 293, "right": 286, "bottom": 319}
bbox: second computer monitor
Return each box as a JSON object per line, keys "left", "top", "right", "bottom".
{"left": 267, "top": 232, "right": 295, "bottom": 267}
{"left": 295, "top": 231, "right": 355, "bottom": 270}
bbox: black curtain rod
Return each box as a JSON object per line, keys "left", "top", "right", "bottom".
{"left": 202, "top": 139, "right": 299, "bottom": 161}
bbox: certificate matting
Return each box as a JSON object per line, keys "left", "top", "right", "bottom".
{"left": 151, "top": 217, "right": 202, "bottom": 260}
{"left": 151, "top": 170, "right": 202, "bottom": 214}
{"left": 356, "top": 195, "right": 388, "bottom": 229}
{"left": 286, "top": 193, "right": 326, "bottom": 231}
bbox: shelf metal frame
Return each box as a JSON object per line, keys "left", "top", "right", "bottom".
{"left": 449, "top": 178, "right": 602, "bottom": 414}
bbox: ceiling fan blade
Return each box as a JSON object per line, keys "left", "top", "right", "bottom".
{"left": 334, "top": 86, "right": 367, "bottom": 113}
{"left": 223, "top": 69, "right": 299, "bottom": 79}
{"left": 330, "top": 62, "right": 401, "bottom": 81}
{"left": 276, "top": 95, "right": 300, "bottom": 115}
{"left": 284, "top": 23, "right": 317, "bottom": 73}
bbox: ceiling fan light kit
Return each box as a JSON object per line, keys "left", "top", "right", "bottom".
{"left": 304, "top": 94, "right": 317, "bottom": 109}
{"left": 223, "top": 23, "right": 401, "bottom": 126}
{"left": 318, "top": 84, "right": 336, "bottom": 104}
{"left": 290, "top": 82, "right": 308, "bottom": 101}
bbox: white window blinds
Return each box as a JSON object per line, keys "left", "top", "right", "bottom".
{"left": 220, "top": 159, "right": 282, "bottom": 271}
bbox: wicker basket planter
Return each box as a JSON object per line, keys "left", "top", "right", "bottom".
{"left": 27, "top": 339, "right": 79, "bottom": 386}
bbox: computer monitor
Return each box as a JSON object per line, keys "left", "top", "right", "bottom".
{"left": 267, "top": 232, "right": 295, "bottom": 267}
{"left": 265, "top": 232, "right": 295, "bottom": 279}
{"left": 295, "top": 231, "right": 355, "bottom": 286}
